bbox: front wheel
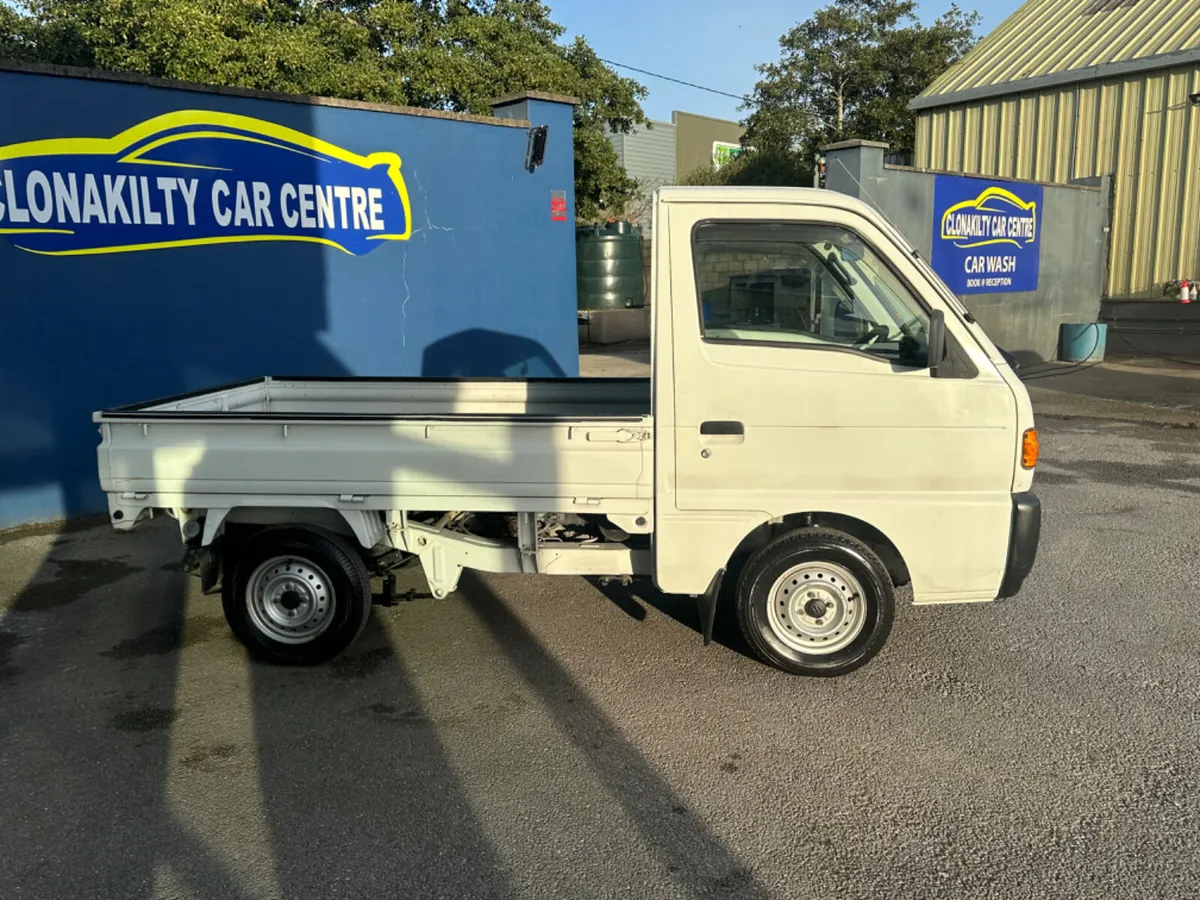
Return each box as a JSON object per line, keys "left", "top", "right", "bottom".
{"left": 736, "top": 528, "right": 895, "bottom": 676}
{"left": 222, "top": 528, "right": 372, "bottom": 665}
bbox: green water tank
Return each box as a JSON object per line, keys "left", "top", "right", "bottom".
{"left": 576, "top": 221, "right": 645, "bottom": 310}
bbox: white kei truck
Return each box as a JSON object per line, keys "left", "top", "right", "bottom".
{"left": 95, "top": 187, "right": 1041, "bottom": 676}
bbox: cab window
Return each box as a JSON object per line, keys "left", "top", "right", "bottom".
{"left": 693, "top": 221, "right": 931, "bottom": 367}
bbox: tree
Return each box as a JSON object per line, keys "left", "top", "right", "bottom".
{"left": 0, "top": 3, "right": 40, "bottom": 60}
{"left": 0, "top": 0, "right": 647, "bottom": 221}
{"left": 745, "top": 0, "right": 978, "bottom": 162}
{"left": 679, "top": 148, "right": 815, "bottom": 189}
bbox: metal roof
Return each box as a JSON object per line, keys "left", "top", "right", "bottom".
{"left": 912, "top": 0, "right": 1200, "bottom": 111}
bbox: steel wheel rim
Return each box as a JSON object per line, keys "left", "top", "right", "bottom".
{"left": 245, "top": 556, "right": 336, "bottom": 644}
{"left": 766, "top": 561, "right": 867, "bottom": 655}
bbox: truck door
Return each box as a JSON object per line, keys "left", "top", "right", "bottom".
{"left": 652, "top": 197, "right": 1017, "bottom": 603}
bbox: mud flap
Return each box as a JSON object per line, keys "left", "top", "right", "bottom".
{"left": 185, "top": 541, "right": 223, "bottom": 595}
{"left": 200, "top": 547, "right": 222, "bottom": 594}
{"left": 699, "top": 568, "right": 725, "bottom": 646}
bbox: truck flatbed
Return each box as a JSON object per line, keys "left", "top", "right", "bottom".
{"left": 96, "top": 376, "right": 654, "bottom": 518}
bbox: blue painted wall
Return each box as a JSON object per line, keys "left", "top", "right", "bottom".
{"left": 0, "top": 68, "right": 579, "bottom": 527}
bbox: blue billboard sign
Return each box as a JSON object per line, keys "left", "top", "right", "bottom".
{"left": 931, "top": 175, "right": 1042, "bottom": 294}
{"left": 0, "top": 110, "right": 411, "bottom": 256}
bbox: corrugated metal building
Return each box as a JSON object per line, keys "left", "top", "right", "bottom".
{"left": 607, "top": 111, "right": 743, "bottom": 235}
{"left": 608, "top": 118, "right": 676, "bottom": 233}
{"left": 911, "top": 0, "right": 1200, "bottom": 301}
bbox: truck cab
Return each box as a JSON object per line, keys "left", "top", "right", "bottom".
{"left": 647, "top": 187, "right": 1039, "bottom": 673}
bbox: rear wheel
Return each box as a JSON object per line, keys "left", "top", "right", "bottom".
{"left": 736, "top": 528, "right": 895, "bottom": 676}
{"left": 222, "top": 528, "right": 372, "bottom": 665}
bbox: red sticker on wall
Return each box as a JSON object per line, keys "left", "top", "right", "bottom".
{"left": 551, "top": 190, "right": 568, "bottom": 222}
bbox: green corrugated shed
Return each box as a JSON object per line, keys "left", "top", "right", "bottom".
{"left": 914, "top": 0, "right": 1200, "bottom": 108}
{"left": 910, "top": 0, "right": 1200, "bottom": 300}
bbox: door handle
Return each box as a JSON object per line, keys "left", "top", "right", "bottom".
{"left": 700, "top": 421, "right": 744, "bottom": 436}
{"left": 699, "top": 421, "right": 745, "bottom": 447}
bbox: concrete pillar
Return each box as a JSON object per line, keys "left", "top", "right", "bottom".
{"left": 821, "top": 139, "right": 889, "bottom": 202}
{"left": 490, "top": 91, "right": 582, "bottom": 333}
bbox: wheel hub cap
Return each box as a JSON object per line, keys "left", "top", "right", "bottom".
{"left": 767, "top": 561, "right": 867, "bottom": 656}
{"left": 246, "top": 556, "right": 336, "bottom": 645}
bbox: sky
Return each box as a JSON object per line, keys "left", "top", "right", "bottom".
{"left": 551, "top": 0, "right": 1026, "bottom": 123}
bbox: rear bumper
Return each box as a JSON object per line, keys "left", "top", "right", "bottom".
{"left": 998, "top": 491, "right": 1041, "bottom": 599}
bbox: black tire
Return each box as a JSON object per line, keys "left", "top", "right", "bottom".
{"left": 736, "top": 528, "right": 895, "bottom": 676}
{"left": 222, "top": 528, "right": 372, "bottom": 665}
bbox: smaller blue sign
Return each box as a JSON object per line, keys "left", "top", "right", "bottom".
{"left": 931, "top": 175, "right": 1042, "bottom": 295}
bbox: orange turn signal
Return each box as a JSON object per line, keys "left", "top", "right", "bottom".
{"left": 1021, "top": 428, "right": 1039, "bottom": 469}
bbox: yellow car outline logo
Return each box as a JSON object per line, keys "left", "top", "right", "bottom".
{"left": 939, "top": 186, "right": 1037, "bottom": 250}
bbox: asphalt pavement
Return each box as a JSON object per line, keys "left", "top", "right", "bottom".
{"left": 1021, "top": 357, "right": 1200, "bottom": 427}
{"left": 1, "top": 416, "right": 1198, "bottom": 899}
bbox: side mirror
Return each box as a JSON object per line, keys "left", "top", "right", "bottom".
{"left": 928, "top": 309, "right": 947, "bottom": 378}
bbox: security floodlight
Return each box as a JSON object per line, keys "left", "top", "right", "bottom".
{"left": 526, "top": 126, "right": 548, "bottom": 170}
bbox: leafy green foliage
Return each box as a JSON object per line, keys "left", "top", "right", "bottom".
{"left": 0, "top": 0, "right": 647, "bottom": 221}
{"left": 745, "top": 0, "right": 978, "bottom": 162}
{"left": 0, "top": 2, "right": 40, "bottom": 60}
{"left": 678, "top": 0, "right": 976, "bottom": 190}
{"left": 679, "top": 147, "right": 815, "bottom": 188}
